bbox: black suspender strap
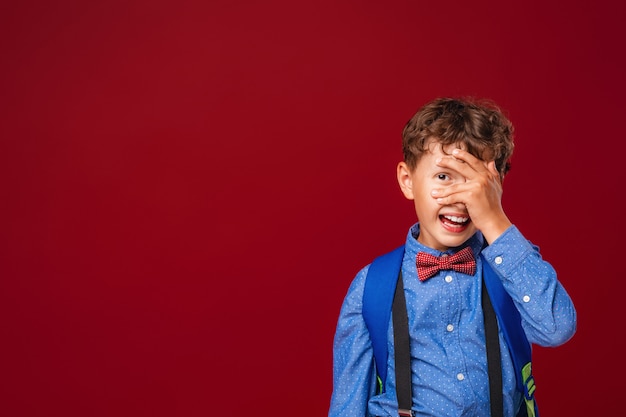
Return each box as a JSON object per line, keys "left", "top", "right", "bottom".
{"left": 392, "top": 272, "right": 504, "bottom": 417}
{"left": 482, "top": 278, "right": 504, "bottom": 417}
{"left": 392, "top": 271, "right": 414, "bottom": 417}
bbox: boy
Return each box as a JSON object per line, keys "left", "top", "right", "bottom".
{"left": 328, "top": 97, "right": 576, "bottom": 417}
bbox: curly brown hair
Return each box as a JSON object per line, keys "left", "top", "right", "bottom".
{"left": 402, "top": 97, "right": 515, "bottom": 177}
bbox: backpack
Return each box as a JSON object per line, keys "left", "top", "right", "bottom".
{"left": 362, "top": 246, "right": 538, "bottom": 417}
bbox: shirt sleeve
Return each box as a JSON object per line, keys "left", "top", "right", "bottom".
{"left": 328, "top": 266, "right": 377, "bottom": 417}
{"left": 481, "top": 225, "right": 577, "bottom": 347}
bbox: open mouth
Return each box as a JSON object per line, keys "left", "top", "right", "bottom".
{"left": 439, "top": 214, "right": 471, "bottom": 232}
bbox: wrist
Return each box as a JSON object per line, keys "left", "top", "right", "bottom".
{"left": 480, "top": 216, "right": 512, "bottom": 244}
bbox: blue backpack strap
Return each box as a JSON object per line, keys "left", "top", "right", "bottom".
{"left": 482, "top": 257, "right": 538, "bottom": 417}
{"left": 362, "top": 245, "right": 405, "bottom": 394}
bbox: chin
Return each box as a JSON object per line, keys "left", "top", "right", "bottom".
{"left": 418, "top": 224, "right": 476, "bottom": 251}
{"left": 438, "top": 232, "right": 475, "bottom": 250}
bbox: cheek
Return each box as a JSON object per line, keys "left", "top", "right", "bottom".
{"left": 414, "top": 191, "right": 439, "bottom": 214}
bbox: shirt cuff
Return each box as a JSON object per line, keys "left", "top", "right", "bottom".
{"left": 480, "top": 225, "right": 535, "bottom": 273}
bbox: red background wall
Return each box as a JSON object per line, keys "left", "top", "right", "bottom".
{"left": 1, "top": 0, "right": 624, "bottom": 415}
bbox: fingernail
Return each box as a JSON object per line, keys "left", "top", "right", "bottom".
{"left": 436, "top": 158, "right": 442, "bottom": 164}
{"left": 452, "top": 149, "right": 460, "bottom": 155}
{"left": 431, "top": 189, "right": 439, "bottom": 196}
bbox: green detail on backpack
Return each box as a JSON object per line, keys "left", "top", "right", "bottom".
{"left": 522, "top": 362, "right": 536, "bottom": 417}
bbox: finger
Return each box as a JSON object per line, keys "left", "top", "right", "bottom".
{"left": 431, "top": 183, "right": 467, "bottom": 199}
{"left": 450, "top": 148, "right": 486, "bottom": 171}
{"left": 433, "top": 193, "right": 463, "bottom": 206}
{"left": 434, "top": 193, "right": 450, "bottom": 205}
{"left": 435, "top": 155, "right": 483, "bottom": 179}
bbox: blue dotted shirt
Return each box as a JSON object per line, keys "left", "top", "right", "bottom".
{"left": 329, "top": 224, "right": 576, "bottom": 417}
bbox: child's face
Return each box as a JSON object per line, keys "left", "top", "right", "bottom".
{"left": 397, "top": 140, "right": 478, "bottom": 251}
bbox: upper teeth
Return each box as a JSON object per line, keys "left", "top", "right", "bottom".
{"left": 444, "top": 215, "right": 469, "bottom": 223}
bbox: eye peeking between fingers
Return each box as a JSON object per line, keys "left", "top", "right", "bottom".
{"left": 436, "top": 173, "right": 452, "bottom": 182}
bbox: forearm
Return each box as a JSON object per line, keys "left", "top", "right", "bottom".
{"left": 481, "top": 226, "right": 577, "bottom": 346}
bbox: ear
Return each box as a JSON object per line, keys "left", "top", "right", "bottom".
{"left": 487, "top": 161, "right": 504, "bottom": 184}
{"left": 397, "top": 162, "right": 415, "bottom": 200}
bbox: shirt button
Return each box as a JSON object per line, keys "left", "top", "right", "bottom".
{"left": 457, "top": 373, "right": 465, "bottom": 381}
{"left": 523, "top": 295, "right": 531, "bottom": 303}
{"left": 445, "top": 275, "right": 453, "bottom": 283}
{"left": 446, "top": 324, "right": 454, "bottom": 332}
{"left": 494, "top": 256, "right": 503, "bottom": 265}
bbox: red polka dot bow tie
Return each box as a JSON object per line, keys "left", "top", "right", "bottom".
{"left": 416, "top": 246, "right": 476, "bottom": 281}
